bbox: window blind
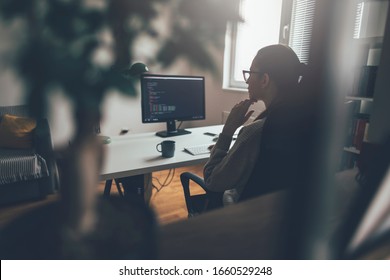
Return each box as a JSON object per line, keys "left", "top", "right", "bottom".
{"left": 288, "top": 0, "right": 316, "bottom": 64}
{"left": 353, "top": 2, "right": 364, "bottom": 39}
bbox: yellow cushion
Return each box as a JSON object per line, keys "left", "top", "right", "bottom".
{"left": 0, "top": 114, "right": 37, "bottom": 149}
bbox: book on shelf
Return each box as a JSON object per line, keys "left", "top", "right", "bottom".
{"left": 344, "top": 100, "right": 360, "bottom": 146}
{"left": 345, "top": 113, "right": 370, "bottom": 152}
{"left": 363, "top": 122, "right": 369, "bottom": 142}
{"left": 353, "top": 118, "right": 368, "bottom": 151}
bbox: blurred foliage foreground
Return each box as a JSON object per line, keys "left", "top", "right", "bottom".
{"left": 0, "top": 0, "right": 241, "bottom": 259}
{"left": 0, "top": 0, "right": 241, "bottom": 121}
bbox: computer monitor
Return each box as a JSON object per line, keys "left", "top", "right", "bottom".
{"left": 141, "top": 74, "right": 206, "bottom": 137}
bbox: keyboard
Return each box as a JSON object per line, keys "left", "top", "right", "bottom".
{"left": 184, "top": 144, "right": 212, "bottom": 155}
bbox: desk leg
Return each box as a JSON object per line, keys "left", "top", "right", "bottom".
{"left": 119, "top": 175, "right": 144, "bottom": 205}
{"left": 103, "top": 174, "right": 152, "bottom": 204}
{"left": 103, "top": 179, "right": 113, "bottom": 197}
{"left": 117, "top": 173, "right": 152, "bottom": 205}
{"left": 114, "top": 179, "right": 124, "bottom": 196}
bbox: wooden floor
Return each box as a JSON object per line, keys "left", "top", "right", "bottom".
{"left": 148, "top": 164, "right": 205, "bottom": 224}
{"left": 0, "top": 164, "right": 205, "bottom": 228}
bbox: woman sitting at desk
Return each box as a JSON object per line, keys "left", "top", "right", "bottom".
{"left": 204, "top": 44, "right": 316, "bottom": 206}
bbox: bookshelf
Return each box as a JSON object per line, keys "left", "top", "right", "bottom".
{"left": 339, "top": 0, "right": 389, "bottom": 170}
{"left": 341, "top": 63, "right": 380, "bottom": 170}
{"left": 341, "top": 45, "right": 381, "bottom": 169}
{"left": 342, "top": 98, "right": 372, "bottom": 170}
{"left": 342, "top": 61, "right": 376, "bottom": 170}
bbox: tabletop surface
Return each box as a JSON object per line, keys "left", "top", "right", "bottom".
{"left": 100, "top": 125, "right": 224, "bottom": 180}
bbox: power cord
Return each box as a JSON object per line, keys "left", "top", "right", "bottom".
{"left": 152, "top": 168, "right": 176, "bottom": 193}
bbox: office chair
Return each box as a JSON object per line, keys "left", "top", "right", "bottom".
{"left": 180, "top": 169, "right": 292, "bottom": 219}
{"left": 180, "top": 172, "right": 224, "bottom": 217}
{"left": 180, "top": 135, "right": 303, "bottom": 218}
{"left": 180, "top": 100, "right": 318, "bottom": 218}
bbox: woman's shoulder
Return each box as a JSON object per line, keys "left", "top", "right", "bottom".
{"left": 246, "top": 118, "right": 265, "bottom": 129}
{"left": 240, "top": 118, "right": 265, "bottom": 136}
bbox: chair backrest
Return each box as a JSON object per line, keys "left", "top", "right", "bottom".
{"left": 240, "top": 101, "right": 317, "bottom": 202}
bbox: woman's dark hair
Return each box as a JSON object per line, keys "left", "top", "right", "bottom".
{"left": 253, "top": 44, "right": 305, "bottom": 92}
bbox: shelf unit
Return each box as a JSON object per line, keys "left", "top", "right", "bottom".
{"left": 341, "top": 94, "right": 374, "bottom": 170}
{"left": 345, "top": 96, "right": 373, "bottom": 102}
{"left": 343, "top": 146, "right": 361, "bottom": 155}
{"left": 339, "top": 0, "right": 388, "bottom": 170}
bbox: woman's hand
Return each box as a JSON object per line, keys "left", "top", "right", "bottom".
{"left": 222, "top": 99, "right": 254, "bottom": 137}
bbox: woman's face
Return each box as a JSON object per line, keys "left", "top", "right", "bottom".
{"left": 246, "top": 60, "right": 264, "bottom": 101}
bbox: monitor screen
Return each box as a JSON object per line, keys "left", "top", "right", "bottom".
{"left": 141, "top": 74, "right": 205, "bottom": 137}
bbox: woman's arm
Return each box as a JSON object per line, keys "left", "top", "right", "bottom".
{"left": 203, "top": 120, "right": 264, "bottom": 193}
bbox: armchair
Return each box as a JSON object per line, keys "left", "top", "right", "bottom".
{"left": 0, "top": 105, "right": 58, "bottom": 205}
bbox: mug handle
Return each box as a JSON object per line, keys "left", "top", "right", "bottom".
{"left": 156, "top": 143, "right": 162, "bottom": 152}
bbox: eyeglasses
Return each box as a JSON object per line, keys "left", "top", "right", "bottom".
{"left": 242, "top": 70, "right": 261, "bottom": 82}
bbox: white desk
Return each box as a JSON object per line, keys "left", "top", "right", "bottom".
{"left": 100, "top": 125, "right": 223, "bottom": 181}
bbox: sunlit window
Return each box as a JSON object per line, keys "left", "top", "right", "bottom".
{"left": 234, "top": 0, "right": 283, "bottom": 82}
{"left": 353, "top": 2, "right": 364, "bottom": 39}
{"left": 223, "top": 0, "right": 316, "bottom": 90}
{"left": 224, "top": 0, "right": 283, "bottom": 89}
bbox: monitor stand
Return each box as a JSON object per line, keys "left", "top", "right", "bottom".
{"left": 155, "top": 120, "right": 192, "bottom": 138}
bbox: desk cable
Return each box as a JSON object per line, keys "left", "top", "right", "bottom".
{"left": 152, "top": 168, "right": 175, "bottom": 192}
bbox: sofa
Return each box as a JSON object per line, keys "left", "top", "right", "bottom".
{"left": 0, "top": 105, "right": 58, "bottom": 206}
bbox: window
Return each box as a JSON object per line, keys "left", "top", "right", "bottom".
{"left": 353, "top": 0, "right": 389, "bottom": 39}
{"left": 223, "top": 0, "right": 316, "bottom": 90}
{"left": 353, "top": 2, "right": 364, "bottom": 39}
{"left": 288, "top": 0, "right": 316, "bottom": 64}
